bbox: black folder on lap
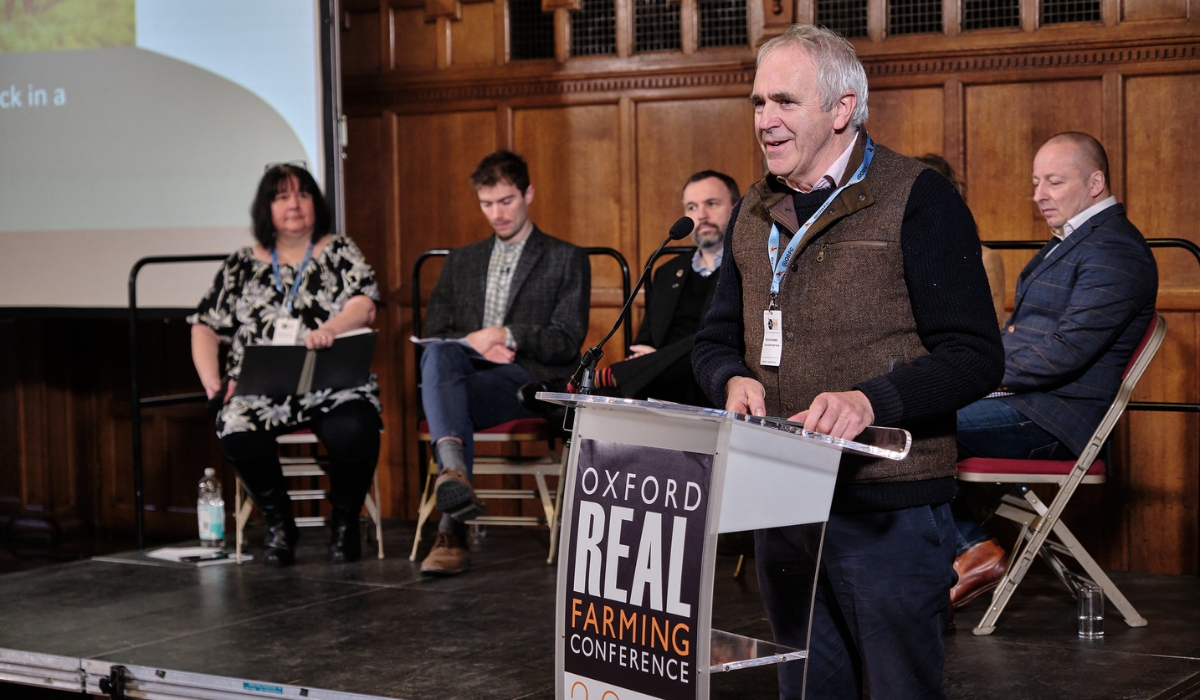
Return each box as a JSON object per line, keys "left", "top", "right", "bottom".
{"left": 234, "top": 329, "right": 376, "bottom": 398}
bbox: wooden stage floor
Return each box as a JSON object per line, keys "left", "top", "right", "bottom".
{"left": 0, "top": 521, "right": 1198, "bottom": 699}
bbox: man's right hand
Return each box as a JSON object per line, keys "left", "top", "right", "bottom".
{"left": 628, "top": 344, "right": 657, "bottom": 358}
{"left": 725, "top": 376, "right": 766, "bottom": 416}
{"left": 465, "top": 327, "right": 508, "bottom": 357}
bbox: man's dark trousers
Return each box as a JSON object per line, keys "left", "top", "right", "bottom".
{"left": 756, "top": 503, "right": 957, "bottom": 700}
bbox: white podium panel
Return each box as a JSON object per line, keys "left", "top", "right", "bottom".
{"left": 541, "top": 394, "right": 910, "bottom": 700}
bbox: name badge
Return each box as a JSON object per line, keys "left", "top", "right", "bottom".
{"left": 272, "top": 318, "right": 301, "bottom": 346}
{"left": 761, "top": 310, "right": 782, "bottom": 367}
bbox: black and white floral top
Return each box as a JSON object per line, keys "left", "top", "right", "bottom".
{"left": 188, "top": 233, "right": 381, "bottom": 437}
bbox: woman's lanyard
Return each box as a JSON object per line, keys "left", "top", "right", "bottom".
{"left": 767, "top": 135, "right": 875, "bottom": 310}
{"left": 271, "top": 241, "right": 314, "bottom": 315}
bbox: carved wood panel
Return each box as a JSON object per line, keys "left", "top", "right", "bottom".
{"left": 867, "top": 87, "right": 945, "bottom": 159}
{"left": 634, "top": 98, "right": 759, "bottom": 266}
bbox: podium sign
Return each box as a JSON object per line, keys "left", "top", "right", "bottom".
{"left": 544, "top": 394, "right": 910, "bottom": 700}
{"left": 562, "top": 439, "right": 712, "bottom": 700}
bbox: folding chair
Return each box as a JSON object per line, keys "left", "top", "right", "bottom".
{"left": 234, "top": 429, "right": 384, "bottom": 562}
{"left": 409, "top": 247, "right": 630, "bottom": 565}
{"left": 957, "top": 313, "right": 1166, "bottom": 635}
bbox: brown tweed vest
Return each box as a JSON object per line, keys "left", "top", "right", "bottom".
{"left": 733, "top": 136, "right": 957, "bottom": 484}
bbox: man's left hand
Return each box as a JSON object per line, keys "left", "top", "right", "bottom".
{"left": 789, "top": 390, "right": 874, "bottom": 440}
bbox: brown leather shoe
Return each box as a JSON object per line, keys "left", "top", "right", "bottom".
{"left": 420, "top": 532, "right": 471, "bottom": 576}
{"left": 434, "top": 469, "right": 484, "bottom": 523}
{"left": 951, "top": 538, "right": 1007, "bottom": 608}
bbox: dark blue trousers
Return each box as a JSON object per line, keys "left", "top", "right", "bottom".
{"left": 755, "top": 504, "right": 957, "bottom": 700}
{"left": 952, "top": 399, "right": 1076, "bottom": 553}
{"left": 419, "top": 341, "right": 537, "bottom": 479}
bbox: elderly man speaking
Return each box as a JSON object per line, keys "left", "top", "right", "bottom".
{"left": 693, "top": 24, "right": 1003, "bottom": 700}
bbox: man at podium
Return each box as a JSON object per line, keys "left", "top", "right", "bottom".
{"left": 693, "top": 24, "right": 1004, "bottom": 700}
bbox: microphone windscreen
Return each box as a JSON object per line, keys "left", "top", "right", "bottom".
{"left": 669, "top": 216, "right": 695, "bottom": 241}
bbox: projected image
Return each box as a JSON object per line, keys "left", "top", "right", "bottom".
{"left": 0, "top": 0, "right": 134, "bottom": 53}
{"left": 0, "top": 0, "right": 326, "bottom": 308}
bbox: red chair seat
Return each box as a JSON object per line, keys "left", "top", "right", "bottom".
{"left": 957, "top": 457, "right": 1105, "bottom": 477}
{"left": 417, "top": 417, "right": 548, "bottom": 435}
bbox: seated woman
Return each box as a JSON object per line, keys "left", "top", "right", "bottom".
{"left": 189, "top": 163, "right": 382, "bottom": 566}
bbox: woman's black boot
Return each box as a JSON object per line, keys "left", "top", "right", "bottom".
{"left": 328, "top": 508, "right": 362, "bottom": 563}
{"left": 258, "top": 494, "right": 299, "bottom": 567}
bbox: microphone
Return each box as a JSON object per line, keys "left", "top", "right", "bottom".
{"left": 568, "top": 216, "right": 696, "bottom": 395}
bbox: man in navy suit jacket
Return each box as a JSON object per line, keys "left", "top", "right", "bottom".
{"left": 950, "top": 132, "right": 1158, "bottom": 606}
{"left": 418, "top": 150, "right": 590, "bottom": 575}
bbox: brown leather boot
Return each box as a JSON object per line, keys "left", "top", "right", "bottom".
{"left": 951, "top": 538, "right": 1007, "bottom": 608}
{"left": 420, "top": 531, "right": 471, "bottom": 576}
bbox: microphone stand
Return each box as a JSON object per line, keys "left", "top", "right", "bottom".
{"left": 568, "top": 216, "right": 696, "bottom": 397}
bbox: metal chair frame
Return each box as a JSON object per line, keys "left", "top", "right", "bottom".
{"left": 409, "top": 247, "right": 630, "bottom": 564}
{"left": 957, "top": 313, "right": 1166, "bottom": 635}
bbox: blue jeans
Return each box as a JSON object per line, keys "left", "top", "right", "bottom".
{"left": 419, "top": 341, "right": 537, "bottom": 480}
{"left": 755, "top": 504, "right": 957, "bottom": 700}
{"left": 952, "top": 399, "right": 1076, "bottom": 553}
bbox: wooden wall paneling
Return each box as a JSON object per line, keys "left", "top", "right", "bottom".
{"left": 942, "top": 0, "right": 961, "bottom": 37}
{"left": 943, "top": 79, "right": 964, "bottom": 175}
{"left": 1126, "top": 311, "right": 1200, "bottom": 574}
{"left": 0, "top": 320, "right": 21, "bottom": 512}
{"left": 15, "top": 323, "right": 48, "bottom": 515}
{"left": 746, "top": 0, "right": 765, "bottom": 49}
{"left": 396, "top": 111, "right": 500, "bottom": 272}
{"left": 1125, "top": 74, "right": 1200, "bottom": 285}
{"left": 1123, "top": 0, "right": 1189, "bottom": 22}
{"left": 497, "top": 0, "right": 511, "bottom": 65}
{"left": 618, "top": 96, "right": 638, "bottom": 296}
{"left": 681, "top": 0, "right": 698, "bottom": 55}
{"left": 867, "top": 0, "right": 885, "bottom": 42}
{"left": 343, "top": 115, "right": 402, "bottom": 516}
{"left": 383, "top": 4, "right": 396, "bottom": 71}
{"left": 393, "top": 8, "right": 440, "bottom": 69}
{"left": 1101, "top": 70, "right": 1125, "bottom": 201}
{"left": 1019, "top": 0, "right": 1037, "bottom": 32}
{"left": 964, "top": 79, "right": 1102, "bottom": 299}
{"left": 450, "top": 2, "right": 497, "bottom": 66}
{"left": 342, "top": 9, "right": 384, "bottom": 75}
{"left": 616, "top": 0, "right": 633, "bottom": 57}
{"left": 497, "top": 104, "right": 514, "bottom": 149}
{"left": 633, "top": 98, "right": 758, "bottom": 269}
{"left": 866, "top": 88, "right": 945, "bottom": 159}
{"left": 436, "top": 17, "right": 453, "bottom": 69}
{"left": 1102, "top": 0, "right": 1118, "bottom": 27}
{"left": 762, "top": 0, "right": 795, "bottom": 29}
{"left": 1123, "top": 72, "right": 1200, "bottom": 574}
{"left": 514, "top": 104, "right": 628, "bottom": 361}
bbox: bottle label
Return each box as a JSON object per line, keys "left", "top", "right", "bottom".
{"left": 198, "top": 503, "right": 225, "bottom": 541}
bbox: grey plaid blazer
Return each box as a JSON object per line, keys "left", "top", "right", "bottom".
{"left": 425, "top": 227, "right": 590, "bottom": 382}
{"left": 997, "top": 203, "right": 1157, "bottom": 455}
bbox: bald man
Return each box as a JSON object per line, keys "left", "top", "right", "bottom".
{"left": 950, "top": 132, "right": 1158, "bottom": 607}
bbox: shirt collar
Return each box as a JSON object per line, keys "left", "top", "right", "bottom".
{"left": 691, "top": 247, "right": 722, "bottom": 277}
{"left": 1058, "top": 196, "right": 1118, "bottom": 239}
{"left": 810, "top": 132, "right": 859, "bottom": 192}
{"left": 772, "top": 131, "right": 860, "bottom": 193}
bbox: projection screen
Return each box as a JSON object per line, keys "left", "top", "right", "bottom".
{"left": 0, "top": 0, "right": 341, "bottom": 311}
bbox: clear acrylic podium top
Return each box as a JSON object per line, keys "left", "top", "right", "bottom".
{"left": 535, "top": 392, "right": 911, "bottom": 461}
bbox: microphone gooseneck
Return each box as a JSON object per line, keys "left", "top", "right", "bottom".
{"left": 568, "top": 216, "right": 696, "bottom": 395}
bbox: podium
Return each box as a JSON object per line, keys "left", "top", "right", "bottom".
{"left": 538, "top": 393, "right": 910, "bottom": 700}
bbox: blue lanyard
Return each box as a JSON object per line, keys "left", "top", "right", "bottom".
{"left": 768, "top": 135, "right": 875, "bottom": 305}
{"left": 271, "top": 242, "right": 314, "bottom": 315}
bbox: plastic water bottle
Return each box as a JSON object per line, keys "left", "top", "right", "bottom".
{"left": 197, "top": 468, "right": 226, "bottom": 548}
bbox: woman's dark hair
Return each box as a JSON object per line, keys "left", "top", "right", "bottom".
{"left": 250, "top": 164, "right": 332, "bottom": 248}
